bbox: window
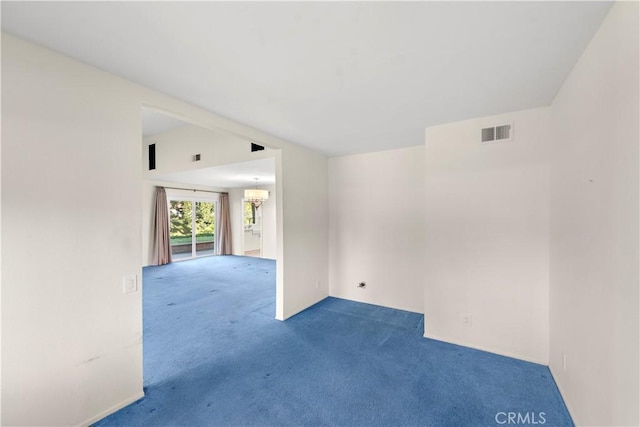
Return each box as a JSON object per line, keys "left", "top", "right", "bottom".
{"left": 244, "top": 201, "right": 256, "bottom": 226}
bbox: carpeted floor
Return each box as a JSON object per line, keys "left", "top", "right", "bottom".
{"left": 96, "top": 255, "right": 572, "bottom": 426}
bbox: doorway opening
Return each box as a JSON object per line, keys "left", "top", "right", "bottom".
{"left": 141, "top": 106, "right": 281, "bottom": 304}
{"left": 141, "top": 105, "right": 283, "bottom": 393}
{"left": 243, "top": 200, "right": 262, "bottom": 257}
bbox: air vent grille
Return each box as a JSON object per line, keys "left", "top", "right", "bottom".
{"left": 481, "top": 123, "right": 513, "bottom": 143}
{"left": 148, "top": 143, "right": 156, "bottom": 170}
{"left": 481, "top": 127, "right": 495, "bottom": 142}
{"left": 495, "top": 124, "right": 511, "bottom": 140}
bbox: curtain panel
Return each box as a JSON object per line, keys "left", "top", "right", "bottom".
{"left": 151, "top": 187, "right": 172, "bottom": 265}
{"left": 215, "top": 193, "right": 232, "bottom": 255}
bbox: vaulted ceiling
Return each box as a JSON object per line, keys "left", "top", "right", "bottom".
{"left": 1, "top": 1, "right": 612, "bottom": 156}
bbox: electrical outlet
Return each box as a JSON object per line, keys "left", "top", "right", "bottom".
{"left": 562, "top": 354, "right": 567, "bottom": 371}
{"left": 315, "top": 279, "right": 320, "bottom": 289}
{"left": 462, "top": 313, "right": 472, "bottom": 327}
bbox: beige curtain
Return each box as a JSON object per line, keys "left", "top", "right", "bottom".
{"left": 151, "top": 187, "right": 172, "bottom": 265}
{"left": 215, "top": 193, "right": 232, "bottom": 255}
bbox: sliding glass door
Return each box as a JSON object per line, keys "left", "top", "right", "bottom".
{"left": 195, "top": 201, "right": 215, "bottom": 257}
{"left": 169, "top": 201, "right": 193, "bottom": 260}
{"left": 170, "top": 200, "right": 215, "bottom": 260}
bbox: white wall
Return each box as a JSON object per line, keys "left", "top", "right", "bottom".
{"left": 424, "top": 107, "right": 551, "bottom": 364}
{"left": 279, "top": 146, "right": 329, "bottom": 319}
{"left": 328, "top": 146, "right": 425, "bottom": 313}
{"left": 548, "top": 2, "right": 639, "bottom": 425}
{"left": 260, "top": 185, "right": 278, "bottom": 260}
{"left": 1, "top": 34, "right": 328, "bottom": 426}
{"left": 144, "top": 123, "right": 275, "bottom": 175}
{"left": 2, "top": 35, "right": 144, "bottom": 426}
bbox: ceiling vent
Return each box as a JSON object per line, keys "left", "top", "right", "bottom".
{"left": 481, "top": 123, "right": 513, "bottom": 143}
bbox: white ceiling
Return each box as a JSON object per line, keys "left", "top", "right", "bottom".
{"left": 141, "top": 109, "right": 188, "bottom": 137}
{"left": 2, "top": 1, "right": 612, "bottom": 156}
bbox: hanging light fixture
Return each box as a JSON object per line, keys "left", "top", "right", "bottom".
{"left": 244, "top": 178, "right": 269, "bottom": 208}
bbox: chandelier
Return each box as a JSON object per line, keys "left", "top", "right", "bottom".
{"left": 244, "top": 178, "right": 269, "bottom": 208}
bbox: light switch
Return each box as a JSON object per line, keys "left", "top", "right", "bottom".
{"left": 123, "top": 275, "right": 137, "bottom": 294}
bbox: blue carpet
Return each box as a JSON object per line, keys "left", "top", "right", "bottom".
{"left": 96, "top": 256, "right": 572, "bottom": 426}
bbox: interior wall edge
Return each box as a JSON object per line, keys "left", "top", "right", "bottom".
{"left": 548, "top": 365, "right": 577, "bottom": 426}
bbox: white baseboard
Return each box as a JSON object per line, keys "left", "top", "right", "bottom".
{"left": 76, "top": 391, "right": 145, "bottom": 427}
{"left": 423, "top": 333, "right": 549, "bottom": 366}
